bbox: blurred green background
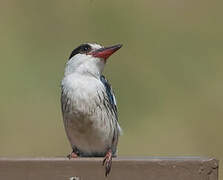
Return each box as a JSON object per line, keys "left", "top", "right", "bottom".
{"left": 0, "top": 0, "right": 222, "bottom": 178}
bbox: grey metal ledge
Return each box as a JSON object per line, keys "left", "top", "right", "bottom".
{"left": 0, "top": 156, "right": 218, "bottom": 180}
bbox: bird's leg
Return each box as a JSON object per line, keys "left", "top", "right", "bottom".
{"left": 67, "top": 147, "right": 79, "bottom": 159}
{"left": 67, "top": 151, "right": 78, "bottom": 159}
{"left": 102, "top": 149, "right": 112, "bottom": 177}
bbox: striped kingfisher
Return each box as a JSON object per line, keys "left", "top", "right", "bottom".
{"left": 61, "top": 43, "right": 122, "bottom": 176}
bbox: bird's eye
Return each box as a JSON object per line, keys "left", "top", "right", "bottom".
{"left": 69, "top": 44, "right": 92, "bottom": 59}
{"left": 83, "top": 47, "right": 89, "bottom": 51}
{"left": 80, "top": 44, "right": 91, "bottom": 53}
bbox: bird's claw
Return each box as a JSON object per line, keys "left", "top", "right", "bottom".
{"left": 67, "top": 152, "right": 78, "bottom": 159}
{"left": 102, "top": 150, "right": 112, "bottom": 177}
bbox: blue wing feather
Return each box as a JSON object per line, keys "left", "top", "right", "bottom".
{"left": 100, "top": 75, "right": 118, "bottom": 118}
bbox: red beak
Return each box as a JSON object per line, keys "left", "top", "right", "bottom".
{"left": 89, "top": 44, "right": 122, "bottom": 60}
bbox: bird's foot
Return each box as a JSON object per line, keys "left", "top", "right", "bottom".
{"left": 67, "top": 152, "right": 78, "bottom": 159}
{"left": 102, "top": 149, "right": 112, "bottom": 177}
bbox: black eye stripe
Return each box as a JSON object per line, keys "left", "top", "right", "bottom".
{"left": 69, "top": 44, "right": 92, "bottom": 59}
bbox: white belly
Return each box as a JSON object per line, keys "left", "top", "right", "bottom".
{"left": 61, "top": 74, "right": 115, "bottom": 156}
{"left": 64, "top": 108, "right": 114, "bottom": 156}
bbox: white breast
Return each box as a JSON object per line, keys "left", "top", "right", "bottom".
{"left": 61, "top": 74, "right": 115, "bottom": 156}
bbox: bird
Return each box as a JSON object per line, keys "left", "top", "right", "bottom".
{"left": 61, "top": 43, "right": 122, "bottom": 176}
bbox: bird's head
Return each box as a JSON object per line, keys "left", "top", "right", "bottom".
{"left": 64, "top": 43, "right": 122, "bottom": 77}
